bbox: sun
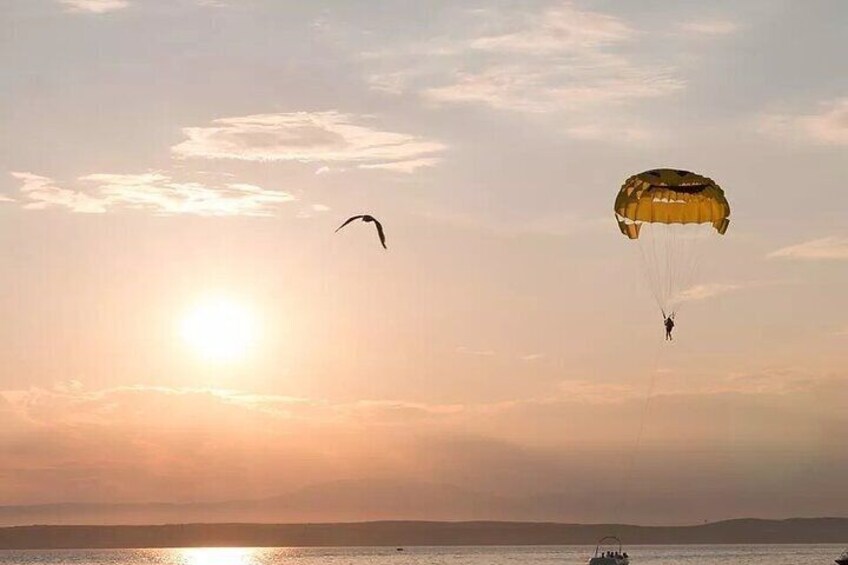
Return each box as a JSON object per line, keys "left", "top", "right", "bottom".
{"left": 180, "top": 295, "right": 258, "bottom": 363}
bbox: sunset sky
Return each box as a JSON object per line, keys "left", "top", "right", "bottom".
{"left": 0, "top": 0, "right": 846, "bottom": 525}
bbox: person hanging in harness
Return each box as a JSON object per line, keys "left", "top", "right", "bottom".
{"left": 662, "top": 310, "right": 675, "bottom": 341}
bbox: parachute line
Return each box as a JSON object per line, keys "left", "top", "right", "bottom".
{"left": 633, "top": 222, "right": 713, "bottom": 315}
{"left": 613, "top": 340, "right": 665, "bottom": 524}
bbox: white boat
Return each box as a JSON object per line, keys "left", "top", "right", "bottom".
{"left": 588, "top": 536, "right": 630, "bottom": 565}
{"left": 835, "top": 549, "right": 848, "bottom": 565}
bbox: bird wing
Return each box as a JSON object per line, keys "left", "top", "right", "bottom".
{"left": 373, "top": 218, "right": 387, "bottom": 249}
{"left": 335, "top": 215, "right": 365, "bottom": 232}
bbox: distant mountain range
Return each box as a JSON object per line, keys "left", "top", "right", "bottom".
{"left": 0, "top": 480, "right": 522, "bottom": 526}
{"left": 1, "top": 479, "right": 650, "bottom": 526}
{"left": 0, "top": 518, "right": 846, "bottom": 549}
{"left": 0, "top": 479, "right": 845, "bottom": 548}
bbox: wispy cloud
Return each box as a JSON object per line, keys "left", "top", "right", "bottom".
{"left": 759, "top": 97, "right": 848, "bottom": 145}
{"left": 680, "top": 20, "right": 740, "bottom": 35}
{"left": 520, "top": 353, "right": 544, "bottom": 362}
{"left": 58, "top": 0, "right": 129, "bottom": 14}
{"left": 768, "top": 236, "right": 848, "bottom": 260}
{"left": 12, "top": 172, "right": 109, "bottom": 213}
{"left": 357, "top": 157, "right": 442, "bottom": 173}
{"left": 10, "top": 171, "right": 294, "bottom": 216}
{"left": 1, "top": 378, "right": 844, "bottom": 521}
{"left": 172, "top": 111, "right": 446, "bottom": 171}
{"left": 671, "top": 282, "right": 743, "bottom": 304}
{"left": 467, "top": 4, "right": 635, "bottom": 54}
{"left": 296, "top": 203, "right": 332, "bottom": 219}
{"left": 368, "top": 70, "right": 420, "bottom": 95}
{"left": 721, "top": 368, "right": 842, "bottom": 396}
{"left": 366, "top": 3, "right": 684, "bottom": 131}
{"left": 670, "top": 280, "right": 782, "bottom": 305}
{"left": 4, "top": 371, "right": 841, "bottom": 437}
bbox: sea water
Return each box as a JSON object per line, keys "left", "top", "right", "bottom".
{"left": 0, "top": 545, "right": 840, "bottom": 564}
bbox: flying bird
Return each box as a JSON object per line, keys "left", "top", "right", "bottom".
{"left": 335, "top": 214, "right": 387, "bottom": 249}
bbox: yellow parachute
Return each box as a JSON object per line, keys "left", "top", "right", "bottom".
{"left": 614, "top": 169, "right": 730, "bottom": 313}
{"left": 614, "top": 169, "right": 730, "bottom": 239}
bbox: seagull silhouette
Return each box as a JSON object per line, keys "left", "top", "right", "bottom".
{"left": 335, "top": 214, "right": 387, "bottom": 249}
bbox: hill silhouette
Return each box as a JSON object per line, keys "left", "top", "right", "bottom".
{"left": 1, "top": 480, "right": 846, "bottom": 530}
{"left": 0, "top": 518, "right": 846, "bottom": 549}
{"left": 0, "top": 480, "right": 515, "bottom": 526}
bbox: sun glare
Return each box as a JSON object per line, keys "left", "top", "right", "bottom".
{"left": 180, "top": 296, "right": 258, "bottom": 363}
{"left": 179, "top": 547, "right": 257, "bottom": 565}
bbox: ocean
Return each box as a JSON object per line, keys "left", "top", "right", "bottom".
{"left": 0, "top": 545, "right": 840, "bottom": 565}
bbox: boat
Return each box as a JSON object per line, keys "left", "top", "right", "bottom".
{"left": 835, "top": 549, "right": 848, "bottom": 565}
{"left": 588, "top": 536, "right": 630, "bottom": 565}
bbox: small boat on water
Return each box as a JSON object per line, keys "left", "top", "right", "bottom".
{"left": 588, "top": 536, "right": 630, "bottom": 565}
{"left": 835, "top": 549, "right": 848, "bottom": 565}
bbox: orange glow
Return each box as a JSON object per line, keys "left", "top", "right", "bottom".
{"left": 180, "top": 295, "right": 258, "bottom": 363}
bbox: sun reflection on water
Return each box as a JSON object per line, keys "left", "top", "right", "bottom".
{"left": 179, "top": 547, "right": 259, "bottom": 565}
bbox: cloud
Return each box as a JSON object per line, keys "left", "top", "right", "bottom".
{"left": 296, "top": 203, "right": 332, "bottom": 219}
{"left": 346, "top": 400, "right": 466, "bottom": 425}
{"left": 520, "top": 353, "right": 544, "bottom": 362}
{"left": 467, "top": 4, "right": 635, "bottom": 54}
{"left": 366, "top": 3, "right": 684, "bottom": 121}
{"left": 671, "top": 282, "right": 744, "bottom": 304}
{"left": 9, "top": 171, "right": 294, "bottom": 217}
{"left": 357, "top": 157, "right": 442, "bottom": 173}
{"left": 721, "top": 368, "right": 844, "bottom": 396}
{"left": 680, "top": 20, "right": 740, "bottom": 35}
{"left": 172, "top": 112, "right": 446, "bottom": 171}
{"left": 422, "top": 56, "right": 681, "bottom": 116}
{"left": 12, "top": 172, "right": 109, "bottom": 213}
{"left": 58, "top": 0, "right": 129, "bottom": 14}
{"left": 670, "top": 279, "right": 787, "bottom": 305}
{"left": 759, "top": 97, "right": 848, "bottom": 145}
{"left": 0, "top": 373, "right": 846, "bottom": 522}
{"left": 768, "top": 236, "right": 848, "bottom": 260}
{"left": 368, "top": 70, "right": 419, "bottom": 95}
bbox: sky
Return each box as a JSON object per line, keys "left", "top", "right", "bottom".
{"left": 0, "top": 0, "right": 846, "bottom": 525}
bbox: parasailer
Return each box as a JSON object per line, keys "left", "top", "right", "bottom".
{"left": 663, "top": 311, "right": 675, "bottom": 341}
{"left": 614, "top": 168, "right": 730, "bottom": 336}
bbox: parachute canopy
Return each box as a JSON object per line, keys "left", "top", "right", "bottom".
{"left": 614, "top": 169, "right": 730, "bottom": 240}
{"left": 614, "top": 168, "right": 731, "bottom": 314}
